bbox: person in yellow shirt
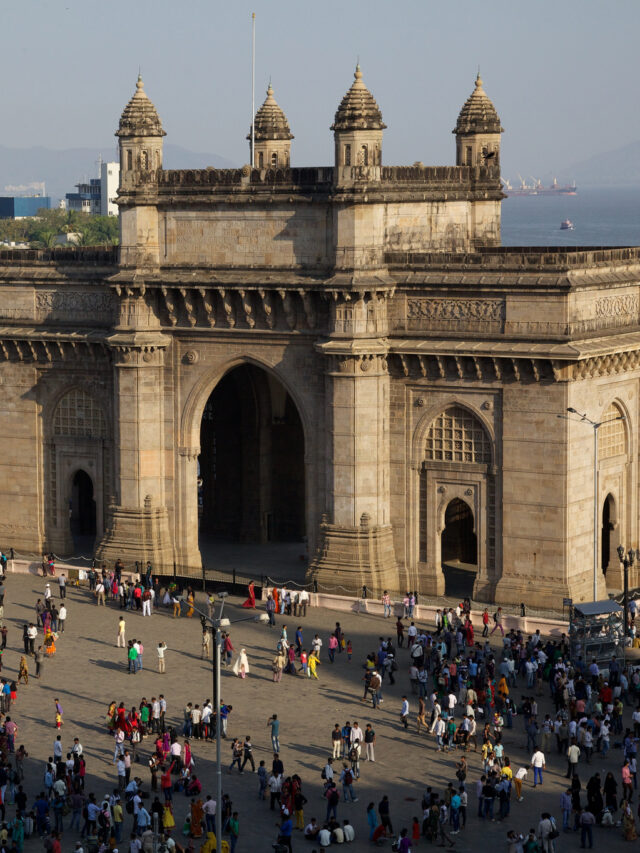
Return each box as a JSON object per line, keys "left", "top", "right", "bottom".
{"left": 501, "top": 757, "right": 513, "bottom": 781}
{"left": 308, "top": 650, "right": 321, "bottom": 680}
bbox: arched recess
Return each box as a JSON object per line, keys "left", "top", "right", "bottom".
{"left": 46, "top": 387, "right": 112, "bottom": 556}
{"left": 441, "top": 497, "right": 478, "bottom": 597}
{"left": 70, "top": 469, "right": 97, "bottom": 551}
{"left": 601, "top": 493, "right": 618, "bottom": 577}
{"left": 413, "top": 403, "right": 497, "bottom": 598}
{"left": 597, "top": 401, "right": 632, "bottom": 591}
{"left": 176, "top": 357, "right": 312, "bottom": 574}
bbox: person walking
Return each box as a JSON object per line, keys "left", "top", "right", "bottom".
{"left": 364, "top": 723, "right": 376, "bottom": 762}
{"left": 116, "top": 617, "right": 126, "bottom": 648}
{"left": 382, "top": 591, "right": 391, "bottom": 619}
{"left": 232, "top": 649, "right": 250, "bottom": 678}
{"left": 240, "top": 736, "right": 255, "bottom": 772}
{"left": 490, "top": 607, "right": 505, "bottom": 636}
{"left": 400, "top": 696, "right": 410, "bottom": 729}
{"left": 201, "top": 629, "right": 210, "bottom": 659}
{"left": 531, "top": 748, "right": 546, "bottom": 787}
{"left": 579, "top": 806, "right": 595, "bottom": 849}
{"left": 566, "top": 738, "right": 580, "bottom": 778}
{"left": 157, "top": 641, "right": 167, "bottom": 674}
{"left": 268, "top": 715, "right": 280, "bottom": 752}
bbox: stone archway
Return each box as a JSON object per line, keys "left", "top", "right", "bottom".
{"left": 441, "top": 497, "right": 477, "bottom": 597}
{"left": 601, "top": 493, "right": 618, "bottom": 579}
{"left": 70, "top": 469, "right": 96, "bottom": 553}
{"left": 194, "top": 363, "right": 306, "bottom": 575}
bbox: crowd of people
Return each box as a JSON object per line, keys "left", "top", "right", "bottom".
{"left": 0, "top": 563, "right": 639, "bottom": 853}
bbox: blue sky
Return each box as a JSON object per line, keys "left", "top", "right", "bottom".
{"left": 3, "top": 0, "right": 637, "bottom": 180}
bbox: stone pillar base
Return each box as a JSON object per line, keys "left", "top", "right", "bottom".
{"left": 494, "top": 568, "right": 606, "bottom": 610}
{"left": 96, "top": 503, "right": 174, "bottom": 574}
{"left": 420, "top": 564, "right": 445, "bottom": 597}
{"left": 472, "top": 573, "right": 497, "bottom": 604}
{"left": 309, "top": 520, "right": 398, "bottom": 597}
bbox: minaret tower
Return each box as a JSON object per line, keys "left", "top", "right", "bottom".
{"left": 116, "top": 74, "right": 166, "bottom": 187}
{"left": 331, "top": 64, "right": 385, "bottom": 184}
{"left": 249, "top": 83, "right": 294, "bottom": 168}
{"left": 453, "top": 72, "right": 503, "bottom": 167}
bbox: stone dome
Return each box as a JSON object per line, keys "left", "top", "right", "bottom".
{"left": 248, "top": 84, "right": 293, "bottom": 141}
{"left": 116, "top": 75, "right": 166, "bottom": 138}
{"left": 331, "top": 65, "right": 386, "bottom": 132}
{"left": 454, "top": 73, "right": 503, "bottom": 135}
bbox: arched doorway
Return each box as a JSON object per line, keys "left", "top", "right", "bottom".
{"left": 602, "top": 493, "right": 616, "bottom": 577}
{"left": 441, "top": 498, "right": 477, "bottom": 597}
{"left": 198, "top": 364, "right": 306, "bottom": 571}
{"left": 70, "top": 470, "right": 96, "bottom": 552}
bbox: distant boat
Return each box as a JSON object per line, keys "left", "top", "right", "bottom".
{"left": 501, "top": 176, "right": 578, "bottom": 197}
{"left": 560, "top": 219, "right": 574, "bottom": 230}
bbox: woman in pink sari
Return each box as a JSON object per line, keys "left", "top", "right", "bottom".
{"left": 242, "top": 581, "right": 256, "bottom": 609}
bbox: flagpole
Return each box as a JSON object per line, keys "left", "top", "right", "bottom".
{"left": 251, "top": 12, "right": 256, "bottom": 168}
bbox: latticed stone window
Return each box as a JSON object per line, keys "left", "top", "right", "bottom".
{"left": 53, "top": 389, "right": 107, "bottom": 439}
{"left": 425, "top": 406, "right": 491, "bottom": 464}
{"left": 598, "top": 403, "right": 626, "bottom": 459}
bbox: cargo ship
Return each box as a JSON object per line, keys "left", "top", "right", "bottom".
{"left": 501, "top": 176, "right": 577, "bottom": 197}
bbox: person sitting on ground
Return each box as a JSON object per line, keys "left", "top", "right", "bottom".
{"left": 305, "top": 817, "right": 320, "bottom": 839}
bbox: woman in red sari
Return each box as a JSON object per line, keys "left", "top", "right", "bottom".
{"left": 242, "top": 581, "right": 256, "bottom": 609}
{"left": 272, "top": 587, "right": 279, "bottom": 613}
{"left": 465, "top": 619, "right": 474, "bottom": 647}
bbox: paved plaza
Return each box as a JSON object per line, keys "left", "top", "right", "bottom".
{"left": 0, "top": 571, "right": 637, "bottom": 852}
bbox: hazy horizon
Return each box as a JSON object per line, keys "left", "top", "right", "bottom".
{"left": 2, "top": 0, "right": 638, "bottom": 182}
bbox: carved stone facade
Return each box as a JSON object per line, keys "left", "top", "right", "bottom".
{"left": 1, "top": 74, "right": 640, "bottom": 607}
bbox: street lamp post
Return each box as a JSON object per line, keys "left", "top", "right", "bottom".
{"left": 616, "top": 544, "right": 635, "bottom": 636}
{"left": 181, "top": 591, "right": 268, "bottom": 850}
{"left": 558, "top": 408, "right": 625, "bottom": 601}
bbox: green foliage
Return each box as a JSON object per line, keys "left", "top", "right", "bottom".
{"left": 0, "top": 209, "right": 119, "bottom": 248}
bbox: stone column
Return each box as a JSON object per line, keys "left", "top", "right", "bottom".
{"left": 96, "top": 292, "right": 174, "bottom": 572}
{"left": 310, "top": 335, "right": 397, "bottom": 596}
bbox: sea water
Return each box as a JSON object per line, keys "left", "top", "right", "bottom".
{"left": 501, "top": 186, "right": 640, "bottom": 247}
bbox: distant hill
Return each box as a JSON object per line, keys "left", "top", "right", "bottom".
{"left": 563, "top": 140, "right": 640, "bottom": 187}
{"left": 0, "top": 144, "right": 237, "bottom": 203}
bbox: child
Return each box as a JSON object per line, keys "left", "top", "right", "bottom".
{"left": 346, "top": 640, "right": 352, "bottom": 661}
{"left": 412, "top": 815, "right": 421, "bottom": 846}
{"left": 299, "top": 650, "right": 308, "bottom": 677}
{"left": 54, "top": 698, "right": 63, "bottom": 729}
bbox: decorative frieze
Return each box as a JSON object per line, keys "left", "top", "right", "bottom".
{"left": 595, "top": 294, "right": 639, "bottom": 318}
{"left": 405, "top": 297, "right": 504, "bottom": 332}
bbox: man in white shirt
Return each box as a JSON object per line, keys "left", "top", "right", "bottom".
{"left": 342, "top": 820, "right": 355, "bottom": 842}
{"left": 311, "top": 634, "right": 322, "bottom": 657}
{"left": 298, "top": 589, "right": 309, "bottom": 616}
{"left": 53, "top": 736, "right": 63, "bottom": 762}
{"left": 304, "top": 818, "right": 319, "bottom": 840}
{"left": 350, "top": 722, "right": 364, "bottom": 746}
{"left": 407, "top": 622, "right": 418, "bottom": 644}
{"left": 530, "top": 749, "right": 545, "bottom": 786}
{"left": 317, "top": 825, "right": 331, "bottom": 848}
{"left": 202, "top": 796, "right": 216, "bottom": 834}
{"left": 58, "top": 604, "right": 67, "bottom": 633}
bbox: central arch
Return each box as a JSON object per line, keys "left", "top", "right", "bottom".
{"left": 197, "top": 363, "right": 306, "bottom": 569}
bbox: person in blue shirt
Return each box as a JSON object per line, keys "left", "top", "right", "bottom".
{"left": 278, "top": 812, "right": 293, "bottom": 852}
{"left": 268, "top": 714, "right": 280, "bottom": 752}
{"left": 295, "top": 627, "right": 303, "bottom": 656}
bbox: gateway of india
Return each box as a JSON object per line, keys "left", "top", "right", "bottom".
{"left": 1, "top": 67, "right": 638, "bottom": 608}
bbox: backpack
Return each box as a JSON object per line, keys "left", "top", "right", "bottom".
{"left": 493, "top": 613, "right": 498, "bottom": 623}
{"left": 343, "top": 770, "right": 353, "bottom": 785}
{"left": 321, "top": 768, "right": 326, "bottom": 780}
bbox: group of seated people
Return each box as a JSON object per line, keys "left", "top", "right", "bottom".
{"left": 304, "top": 817, "right": 355, "bottom": 847}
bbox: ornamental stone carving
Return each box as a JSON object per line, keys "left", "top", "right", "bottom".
{"left": 407, "top": 297, "right": 504, "bottom": 322}
{"left": 595, "top": 294, "right": 639, "bottom": 318}
{"left": 183, "top": 350, "right": 199, "bottom": 364}
{"left": 36, "top": 291, "right": 116, "bottom": 317}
